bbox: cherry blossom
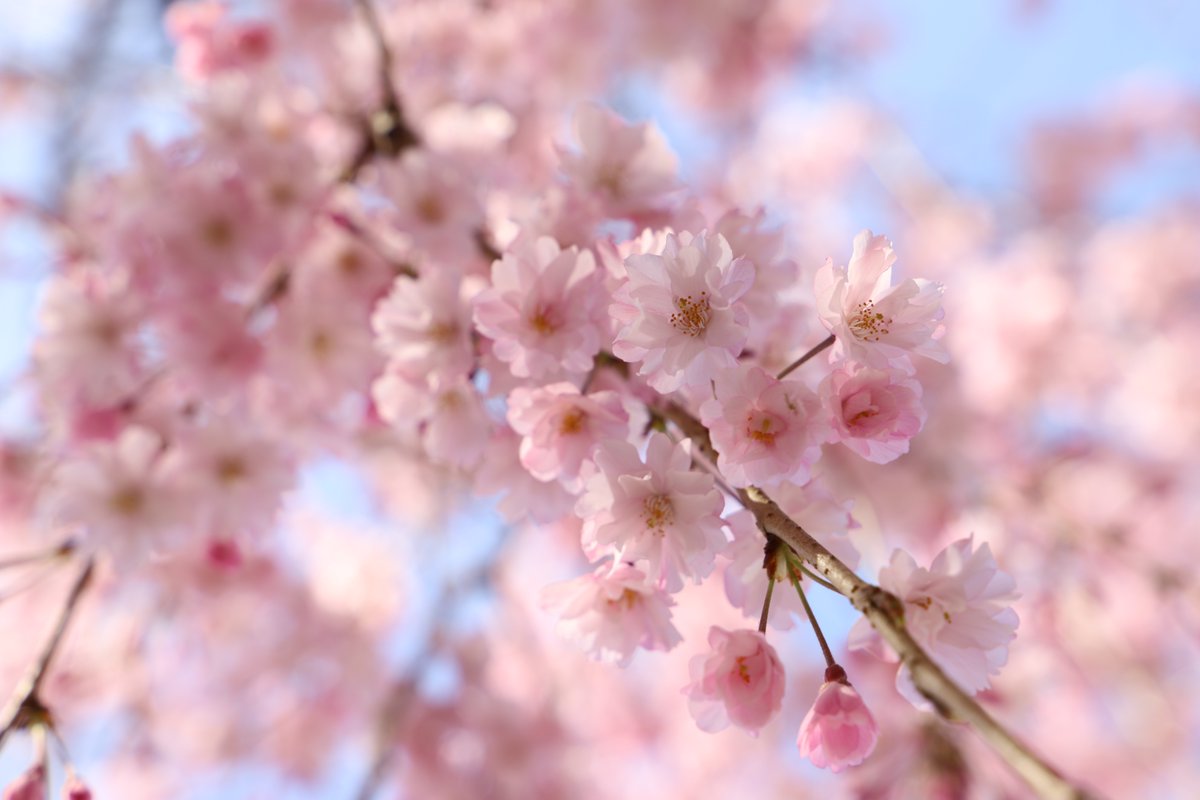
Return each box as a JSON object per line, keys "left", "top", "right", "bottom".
{"left": 44, "top": 426, "right": 183, "bottom": 563}
{"left": 849, "top": 537, "right": 1019, "bottom": 707}
{"left": 2, "top": 765, "right": 45, "bottom": 800}
{"left": 821, "top": 364, "right": 927, "bottom": 464}
{"left": 559, "top": 103, "right": 682, "bottom": 220}
{"left": 541, "top": 562, "right": 682, "bottom": 666}
{"left": 796, "top": 666, "right": 879, "bottom": 773}
{"left": 61, "top": 776, "right": 92, "bottom": 800}
{"left": 612, "top": 231, "right": 754, "bottom": 393}
{"left": 577, "top": 432, "right": 725, "bottom": 591}
{"left": 814, "top": 230, "right": 948, "bottom": 369}
{"left": 373, "top": 271, "right": 476, "bottom": 381}
{"left": 683, "top": 626, "right": 786, "bottom": 735}
{"left": 506, "top": 383, "right": 630, "bottom": 487}
{"left": 700, "top": 364, "right": 827, "bottom": 488}
{"left": 473, "top": 236, "right": 608, "bottom": 380}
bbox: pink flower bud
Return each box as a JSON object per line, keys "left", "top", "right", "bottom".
{"left": 796, "top": 666, "right": 879, "bottom": 771}
{"left": 63, "top": 776, "right": 92, "bottom": 800}
{"left": 4, "top": 765, "right": 46, "bottom": 800}
{"left": 684, "top": 626, "right": 786, "bottom": 735}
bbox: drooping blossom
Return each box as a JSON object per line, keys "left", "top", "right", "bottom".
{"left": 506, "top": 383, "right": 630, "bottom": 487}
{"left": 373, "top": 370, "right": 491, "bottom": 469}
{"left": 376, "top": 151, "right": 485, "bottom": 267}
{"left": 821, "top": 365, "right": 926, "bottom": 464}
{"left": 612, "top": 231, "right": 754, "bottom": 393}
{"left": 849, "top": 537, "right": 1019, "bottom": 708}
{"left": 700, "top": 364, "right": 827, "bottom": 488}
{"left": 473, "top": 236, "right": 609, "bottom": 379}
{"left": 796, "top": 665, "right": 879, "bottom": 772}
{"left": 35, "top": 270, "right": 143, "bottom": 406}
{"left": 559, "top": 103, "right": 681, "bottom": 219}
{"left": 577, "top": 432, "right": 725, "bottom": 591}
{"left": 62, "top": 776, "right": 92, "bottom": 800}
{"left": 541, "top": 562, "right": 682, "bottom": 666}
{"left": 171, "top": 419, "right": 296, "bottom": 539}
{"left": 372, "top": 271, "right": 475, "bottom": 381}
{"left": 683, "top": 626, "right": 786, "bottom": 735}
{"left": 473, "top": 426, "right": 576, "bottom": 524}
{"left": 814, "top": 230, "right": 947, "bottom": 369}
{"left": 165, "top": 1, "right": 275, "bottom": 83}
{"left": 3, "top": 765, "right": 45, "bottom": 800}
{"left": 45, "top": 426, "right": 183, "bottom": 563}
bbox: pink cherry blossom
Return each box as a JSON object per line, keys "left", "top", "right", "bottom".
{"left": 171, "top": 420, "right": 295, "bottom": 539}
{"left": 541, "top": 562, "right": 682, "bottom": 667}
{"left": 165, "top": 1, "right": 275, "bottom": 83}
{"left": 849, "top": 537, "right": 1019, "bottom": 707}
{"left": 506, "top": 383, "right": 630, "bottom": 487}
{"left": 700, "top": 364, "right": 827, "bottom": 488}
{"left": 822, "top": 365, "right": 927, "bottom": 464}
{"left": 373, "top": 370, "right": 491, "bottom": 469}
{"left": 577, "top": 432, "right": 725, "bottom": 591}
{"left": 796, "top": 666, "right": 879, "bottom": 772}
{"left": 62, "top": 776, "right": 92, "bottom": 800}
{"left": 612, "top": 231, "right": 754, "bottom": 393}
{"left": 473, "top": 236, "right": 608, "bottom": 379}
{"left": 814, "top": 230, "right": 948, "bottom": 369}
{"left": 560, "top": 103, "right": 682, "bottom": 220}
{"left": 35, "top": 270, "right": 143, "bottom": 407}
{"left": 372, "top": 271, "right": 475, "bottom": 381}
{"left": 473, "top": 426, "right": 576, "bottom": 524}
{"left": 45, "top": 426, "right": 184, "bottom": 563}
{"left": 3, "top": 765, "right": 45, "bottom": 800}
{"left": 683, "top": 626, "right": 786, "bottom": 735}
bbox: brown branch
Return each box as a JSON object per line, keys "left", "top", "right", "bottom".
{"left": 776, "top": 333, "right": 835, "bottom": 379}
{"left": 0, "top": 558, "right": 96, "bottom": 752}
{"left": 659, "top": 402, "right": 1092, "bottom": 800}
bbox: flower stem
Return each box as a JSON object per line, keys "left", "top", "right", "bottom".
{"left": 758, "top": 570, "right": 777, "bottom": 634}
{"left": 791, "top": 569, "right": 836, "bottom": 668}
{"left": 776, "top": 334, "right": 835, "bottom": 379}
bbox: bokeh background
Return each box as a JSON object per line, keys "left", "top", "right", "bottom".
{"left": 2, "top": 0, "right": 1199, "bottom": 797}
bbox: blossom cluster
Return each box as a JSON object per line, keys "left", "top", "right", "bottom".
{"left": 1, "top": 0, "right": 1036, "bottom": 791}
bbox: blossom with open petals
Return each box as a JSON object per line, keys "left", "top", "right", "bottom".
{"left": 612, "top": 231, "right": 754, "bottom": 393}
{"left": 814, "top": 230, "right": 947, "bottom": 370}
{"left": 684, "top": 626, "right": 786, "bottom": 735}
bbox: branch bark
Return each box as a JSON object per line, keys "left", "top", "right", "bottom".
{"left": 0, "top": 558, "right": 96, "bottom": 752}
{"left": 659, "top": 402, "right": 1092, "bottom": 800}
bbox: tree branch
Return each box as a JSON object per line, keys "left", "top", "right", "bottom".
{"left": 0, "top": 558, "right": 96, "bottom": 752}
{"left": 658, "top": 402, "right": 1091, "bottom": 800}
{"left": 776, "top": 333, "right": 835, "bottom": 379}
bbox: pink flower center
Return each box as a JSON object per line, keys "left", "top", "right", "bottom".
{"left": 745, "top": 410, "right": 787, "bottom": 445}
{"left": 558, "top": 407, "right": 587, "bottom": 435}
{"left": 529, "top": 305, "right": 560, "bottom": 335}
{"left": 735, "top": 656, "right": 752, "bottom": 684}
{"left": 670, "top": 292, "right": 712, "bottom": 337}
{"left": 215, "top": 455, "right": 247, "bottom": 484}
{"left": 202, "top": 216, "right": 235, "bottom": 249}
{"left": 848, "top": 300, "right": 892, "bottom": 342}
{"left": 842, "top": 392, "right": 880, "bottom": 427}
{"left": 606, "top": 588, "right": 640, "bottom": 610}
{"left": 109, "top": 485, "right": 146, "bottom": 517}
{"left": 641, "top": 493, "right": 675, "bottom": 531}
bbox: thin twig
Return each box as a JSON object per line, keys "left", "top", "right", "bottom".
{"left": 790, "top": 569, "right": 835, "bottom": 668}
{"left": 0, "top": 540, "right": 76, "bottom": 571}
{"left": 757, "top": 569, "right": 776, "bottom": 634}
{"left": 776, "top": 334, "right": 835, "bottom": 379}
{"left": 659, "top": 402, "right": 1092, "bottom": 800}
{"left": 0, "top": 558, "right": 96, "bottom": 752}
